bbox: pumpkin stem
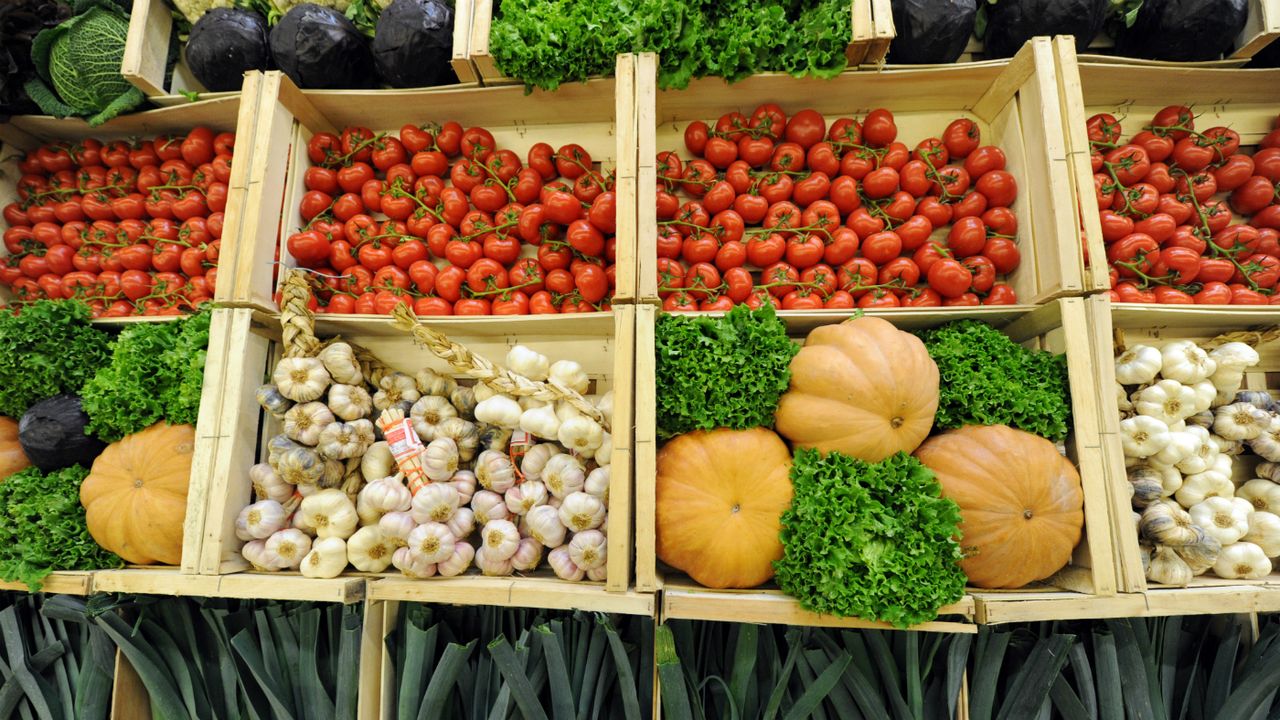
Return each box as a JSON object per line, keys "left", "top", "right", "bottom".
{"left": 1023, "top": 509, "right": 1033, "bottom": 520}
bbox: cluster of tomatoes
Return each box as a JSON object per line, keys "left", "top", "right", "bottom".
{"left": 0, "top": 128, "right": 230, "bottom": 316}
{"left": 654, "top": 105, "right": 1022, "bottom": 310}
{"left": 283, "top": 122, "right": 617, "bottom": 316}
{"left": 1090, "top": 106, "right": 1280, "bottom": 305}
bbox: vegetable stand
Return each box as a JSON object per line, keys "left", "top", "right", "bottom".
{"left": 634, "top": 38, "right": 1086, "bottom": 310}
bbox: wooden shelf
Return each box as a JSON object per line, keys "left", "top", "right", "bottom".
{"left": 91, "top": 569, "right": 365, "bottom": 603}
{"left": 0, "top": 572, "right": 93, "bottom": 596}
{"left": 976, "top": 585, "right": 1280, "bottom": 625}
{"left": 367, "top": 575, "right": 656, "bottom": 616}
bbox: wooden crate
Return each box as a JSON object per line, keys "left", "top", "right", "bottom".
{"left": 1089, "top": 297, "right": 1280, "bottom": 596}
{"left": 634, "top": 37, "right": 1084, "bottom": 307}
{"left": 122, "top": 0, "right": 479, "bottom": 102}
{"left": 469, "top": 2, "right": 891, "bottom": 86}
{"left": 0, "top": 572, "right": 93, "bottom": 595}
{"left": 0, "top": 89, "right": 259, "bottom": 319}
{"left": 1054, "top": 38, "right": 1280, "bottom": 295}
{"left": 633, "top": 298, "right": 1122, "bottom": 621}
{"left": 976, "top": 586, "right": 1280, "bottom": 624}
{"left": 192, "top": 305, "right": 638, "bottom": 597}
{"left": 219, "top": 58, "right": 637, "bottom": 312}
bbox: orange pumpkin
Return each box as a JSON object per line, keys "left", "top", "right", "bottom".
{"left": 81, "top": 422, "right": 194, "bottom": 565}
{"left": 0, "top": 417, "right": 30, "bottom": 480}
{"left": 914, "top": 424, "right": 1084, "bottom": 589}
{"left": 775, "top": 316, "right": 938, "bottom": 461}
{"left": 656, "top": 428, "right": 793, "bottom": 589}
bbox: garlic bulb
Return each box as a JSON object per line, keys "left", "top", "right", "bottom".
{"left": 450, "top": 386, "right": 476, "bottom": 419}
{"left": 318, "top": 342, "right": 363, "bottom": 385}
{"left": 548, "top": 360, "right": 590, "bottom": 394}
{"left": 236, "top": 500, "right": 288, "bottom": 541}
{"left": 317, "top": 421, "right": 366, "bottom": 460}
{"left": 511, "top": 537, "right": 544, "bottom": 571}
{"left": 362, "top": 442, "right": 395, "bottom": 482}
{"left": 520, "top": 444, "right": 559, "bottom": 482}
{"left": 475, "top": 450, "right": 517, "bottom": 493}
{"left": 407, "top": 522, "right": 456, "bottom": 564}
{"left": 375, "top": 373, "right": 421, "bottom": 411}
{"left": 559, "top": 492, "right": 606, "bottom": 533}
{"left": 1213, "top": 402, "right": 1271, "bottom": 441}
{"left": 1261, "top": 462, "right": 1280, "bottom": 483}
{"left": 595, "top": 433, "right": 612, "bottom": 467}
{"left": 392, "top": 546, "right": 437, "bottom": 578}
{"left": 569, "top": 529, "right": 607, "bottom": 571}
{"left": 327, "top": 384, "right": 373, "bottom": 421}
{"left": 1214, "top": 541, "right": 1272, "bottom": 579}
{"left": 437, "top": 418, "right": 481, "bottom": 463}
{"left": 1121, "top": 415, "right": 1172, "bottom": 458}
{"left": 558, "top": 416, "right": 605, "bottom": 455}
{"left": 251, "top": 463, "right": 294, "bottom": 504}
{"left": 548, "top": 545, "right": 584, "bottom": 581}
{"left": 274, "top": 357, "right": 331, "bottom": 402}
{"left": 1250, "top": 417, "right": 1280, "bottom": 462}
{"left": 1136, "top": 380, "right": 1199, "bottom": 425}
{"left": 526, "top": 505, "right": 567, "bottom": 547}
{"left": 1245, "top": 511, "right": 1280, "bottom": 557}
{"left": 411, "top": 395, "right": 458, "bottom": 441}
{"left": 320, "top": 458, "right": 345, "bottom": 487}
{"left": 1146, "top": 545, "right": 1192, "bottom": 586}
{"left": 1175, "top": 426, "right": 1219, "bottom": 475}
{"left": 473, "top": 384, "right": 497, "bottom": 403}
{"left": 241, "top": 539, "right": 270, "bottom": 570}
{"left": 301, "top": 537, "right": 348, "bottom": 578}
{"left": 507, "top": 346, "right": 550, "bottom": 381}
{"left": 587, "top": 565, "right": 608, "bottom": 582}
{"left": 263, "top": 529, "right": 311, "bottom": 570}
{"left": 1116, "top": 383, "right": 1134, "bottom": 412}
{"left": 506, "top": 480, "right": 548, "bottom": 515}
{"left": 1173, "top": 528, "right": 1221, "bottom": 574}
{"left": 1139, "top": 501, "right": 1199, "bottom": 546}
{"left": 347, "top": 526, "right": 394, "bottom": 572}
{"left": 1210, "top": 342, "right": 1261, "bottom": 374}
{"left": 447, "top": 507, "right": 475, "bottom": 539}
{"left": 1127, "top": 467, "right": 1164, "bottom": 509}
{"left": 543, "top": 454, "right": 586, "bottom": 498}
{"left": 1188, "top": 380, "right": 1216, "bottom": 414}
{"left": 416, "top": 367, "right": 457, "bottom": 398}
{"left": 422, "top": 437, "right": 460, "bottom": 482}
{"left": 475, "top": 395, "right": 522, "bottom": 429}
{"left": 1239, "top": 479, "right": 1280, "bottom": 514}
{"left": 1160, "top": 341, "right": 1216, "bottom": 384}
{"left": 481, "top": 519, "right": 521, "bottom": 561}
{"left": 437, "top": 541, "right": 475, "bottom": 577}
{"left": 596, "top": 391, "right": 614, "bottom": 423}
{"left": 1150, "top": 430, "right": 1198, "bottom": 468}
{"left": 470, "top": 490, "right": 511, "bottom": 525}
{"left": 584, "top": 467, "right": 610, "bottom": 502}
{"left": 256, "top": 384, "right": 293, "bottom": 419}
{"left": 378, "top": 511, "right": 417, "bottom": 545}
{"left": 275, "top": 446, "right": 324, "bottom": 486}
{"left": 520, "top": 405, "right": 561, "bottom": 441}
{"left": 1213, "top": 371, "right": 1246, "bottom": 404}
{"left": 267, "top": 433, "right": 302, "bottom": 462}
{"left": 300, "top": 489, "right": 359, "bottom": 539}
{"left": 478, "top": 424, "right": 513, "bottom": 456}
{"left": 449, "top": 470, "right": 476, "bottom": 504}
{"left": 1174, "top": 469, "right": 1233, "bottom": 508}
{"left": 1116, "top": 345, "right": 1162, "bottom": 385}
{"left": 410, "top": 482, "right": 460, "bottom": 524}
{"left": 474, "top": 546, "right": 514, "bottom": 576}
{"left": 285, "top": 402, "right": 335, "bottom": 445}
{"left": 359, "top": 475, "right": 412, "bottom": 515}
{"left": 1188, "top": 497, "right": 1252, "bottom": 545}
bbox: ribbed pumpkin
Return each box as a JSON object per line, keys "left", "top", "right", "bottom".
{"left": 0, "top": 417, "right": 30, "bottom": 480}
{"left": 914, "top": 424, "right": 1084, "bottom": 589}
{"left": 775, "top": 316, "right": 939, "bottom": 461}
{"left": 656, "top": 428, "right": 793, "bottom": 589}
{"left": 81, "top": 422, "right": 194, "bottom": 565}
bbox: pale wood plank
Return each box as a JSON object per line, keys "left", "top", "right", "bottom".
{"left": 607, "top": 306, "right": 637, "bottom": 592}
{"left": 633, "top": 305, "right": 658, "bottom": 593}
{"left": 0, "top": 572, "right": 93, "bottom": 596}
{"left": 358, "top": 600, "right": 386, "bottom": 720}
{"left": 367, "top": 576, "right": 655, "bottom": 615}
{"left": 122, "top": 0, "right": 171, "bottom": 98}
{"left": 93, "top": 569, "right": 366, "bottom": 602}
{"left": 451, "top": 0, "right": 480, "bottom": 84}
{"left": 110, "top": 650, "right": 150, "bottom": 720}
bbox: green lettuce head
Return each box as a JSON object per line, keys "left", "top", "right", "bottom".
{"left": 25, "top": 0, "right": 144, "bottom": 126}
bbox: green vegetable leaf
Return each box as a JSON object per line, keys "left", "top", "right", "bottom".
{"left": 0, "top": 300, "right": 111, "bottom": 420}
{"left": 0, "top": 465, "right": 123, "bottom": 590}
{"left": 916, "top": 320, "right": 1072, "bottom": 442}
{"left": 774, "top": 450, "right": 967, "bottom": 629}
{"left": 654, "top": 303, "right": 797, "bottom": 438}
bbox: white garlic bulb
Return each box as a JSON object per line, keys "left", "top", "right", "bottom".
{"left": 547, "top": 545, "right": 584, "bottom": 581}
{"left": 558, "top": 492, "right": 606, "bottom": 533}
{"left": 505, "top": 480, "right": 548, "bottom": 516}
{"left": 407, "top": 522, "right": 456, "bottom": 564}
{"left": 437, "top": 541, "right": 475, "bottom": 577}
{"left": 300, "top": 489, "right": 359, "bottom": 539}
{"left": 263, "top": 529, "right": 312, "bottom": 570}
{"left": 347, "top": 526, "right": 395, "bottom": 572}
{"left": 236, "top": 500, "right": 288, "bottom": 541}
{"left": 543, "top": 454, "right": 586, "bottom": 499}
{"left": 300, "top": 537, "right": 348, "bottom": 578}
{"left": 411, "top": 482, "right": 461, "bottom": 525}
{"left": 569, "top": 529, "right": 607, "bottom": 571}
{"left": 481, "top": 519, "right": 521, "bottom": 561}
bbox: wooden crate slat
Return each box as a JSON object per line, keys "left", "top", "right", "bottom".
{"left": 93, "top": 568, "right": 365, "bottom": 602}
{"left": 367, "top": 576, "right": 655, "bottom": 615}
{"left": 0, "top": 572, "right": 93, "bottom": 596}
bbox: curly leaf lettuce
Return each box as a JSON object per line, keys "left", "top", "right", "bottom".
{"left": 917, "top": 320, "right": 1072, "bottom": 442}
{"left": 0, "top": 300, "right": 111, "bottom": 419}
{"left": 0, "top": 465, "right": 122, "bottom": 590}
{"left": 654, "top": 303, "right": 798, "bottom": 437}
{"left": 774, "top": 449, "right": 967, "bottom": 629}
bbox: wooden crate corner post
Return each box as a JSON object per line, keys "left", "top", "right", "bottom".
{"left": 607, "top": 305, "right": 638, "bottom": 593}
{"left": 634, "top": 53, "right": 659, "bottom": 307}
{"left": 633, "top": 304, "right": 658, "bottom": 593}
{"left": 451, "top": 0, "right": 480, "bottom": 84}
{"left": 1233, "top": 0, "right": 1280, "bottom": 59}
{"left": 122, "top": 0, "right": 173, "bottom": 98}
{"left": 613, "top": 53, "right": 640, "bottom": 304}
{"left": 863, "top": 0, "right": 895, "bottom": 65}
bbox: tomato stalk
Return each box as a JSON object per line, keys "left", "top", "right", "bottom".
{"left": 554, "top": 152, "right": 608, "bottom": 193}
{"left": 1171, "top": 168, "right": 1270, "bottom": 294}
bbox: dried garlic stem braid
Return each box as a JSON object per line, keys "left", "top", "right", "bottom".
{"left": 1205, "top": 326, "right": 1280, "bottom": 350}
{"left": 280, "top": 270, "right": 322, "bottom": 359}
{"left": 389, "top": 304, "right": 610, "bottom": 432}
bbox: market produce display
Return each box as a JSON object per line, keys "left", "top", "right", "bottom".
{"left": 1115, "top": 335, "right": 1280, "bottom": 585}
{"left": 489, "top": 0, "right": 853, "bottom": 91}
{"left": 1089, "top": 107, "right": 1280, "bottom": 305}
{"left": 654, "top": 105, "right": 1022, "bottom": 310}
{"left": 653, "top": 307, "right": 1079, "bottom": 625}
{"left": 285, "top": 123, "right": 617, "bottom": 315}
{"left": 173, "top": 0, "right": 458, "bottom": 91}
{"left": 1, "top": 128, "right": 233, "bottom": 316}
{"left": 240, "top": 282, "right": 614, "bottom": 580}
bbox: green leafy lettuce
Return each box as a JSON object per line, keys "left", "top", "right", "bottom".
{"left": 917, "top": 320, "right": 1072, "bottom": 442}
{"left": 490, "top": 0, "right": 852, "bottom": 91}
{"left": 0, "top": 465, "right": 123, "bottom": 590}
{"left": 81, "top": 309, "right": 211, "bottom": 441}
{"left": 654, "top": 303, "right": 797, "bottom": 438}
{"left": 0, "top": 300, "right": 111, "bottom": 419}
{"left": 774, "top": 449, "right": 967, "bottom": 629}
